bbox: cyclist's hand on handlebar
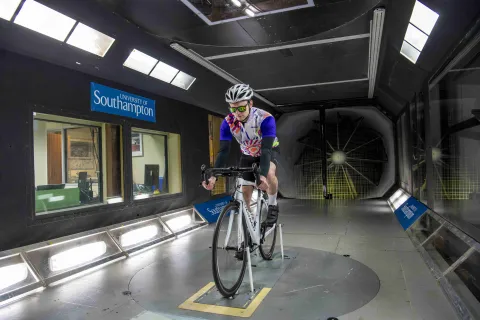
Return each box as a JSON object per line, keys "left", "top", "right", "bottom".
{"left": 258, "top": 176, "right": 269, "bottom": 191}
{"left": 202, "top": 176, "right": 217, "bottom": 191}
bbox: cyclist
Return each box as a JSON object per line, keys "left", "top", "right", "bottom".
{"left": 202, "top": 83, "right": 280, "bottom": 227}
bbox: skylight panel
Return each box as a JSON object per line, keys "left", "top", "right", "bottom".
{"left": 400, "top": 41, "right": 421, "bottom": 64}
{"left": 0, "top": 0, "right": 22, "bottom": 21}
{"left": 405, "top": 23, "right": 428, "bottom": 51}
{"left": 123, "top": 49, "right": 158, "bottom": 75}
{"left": 149, "top": 61, "right": 179, "bottom": 83}
{"left": 410, "top": 1, "right": 439, "bottom": 35}
{"left": 13, "top": 0, "right": 76, "bottom": 41}
{"left": 66, "top": 23, "right": 115, "bottom": 57}
{"left": 171, "top": 71, "right": 196, "bottom": 90}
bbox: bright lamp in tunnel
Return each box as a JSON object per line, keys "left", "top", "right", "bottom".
{"left": 245, "top": 8, "right": 255, "bottom": 17}
{"left": 120, "top": 225, "right": 159, "bottom": 247}
{"left": 392, "top": 193, "right": 410, "bottom": 210}
{"left": 231, "top": 0, "right": 242, "bottom": 7}
{"left": 0, "top": 263, "right": 29, "bottom": 292}
{"left": 389, "top": 189, "right": 404, "bottom": 204}
{"left": 165, "top": 215, "right": 192, "bottom": 232}
{"left": 0, "top": 0, "right": 22, "bottom": 21}
{"left": 49, "top": 241, "right": 107, "bottom": 272}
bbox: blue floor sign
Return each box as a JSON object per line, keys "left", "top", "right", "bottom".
{"left": 394, "top": 196, "right": 428, "bottom": 230}
{"left": 194, "top": 196, "right": 232, "bottom": 224}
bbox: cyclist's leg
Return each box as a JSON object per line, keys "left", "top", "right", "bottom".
{"left": 266, "top": 161, "right": 278, "bottom": 205}
{"left": 265, "top": 148, "right": 280, "bottom": 225}
{"left": 242, "top": 185, "right": 254, "bottom": 212}
{"left": 239, "top": 154, "right": 256, "bottom": 212}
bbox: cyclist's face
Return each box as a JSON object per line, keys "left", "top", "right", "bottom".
{"left": 229, "top": 100, "right": 251, "bottom": 121}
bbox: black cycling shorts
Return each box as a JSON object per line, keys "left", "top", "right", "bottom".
{"left": 238, "top": 147, "right": 280, "bottom": 183}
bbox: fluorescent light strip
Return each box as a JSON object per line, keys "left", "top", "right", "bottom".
{"left": 205, "top": 34, "right": 370, "bottom": 60}
{"left": 123, "top": 49, "right": 158, "bottom": 75}
{"left": 170, "top": 43, "right": 276, "bottom": 107}
{"left": 66, "top": 23, "right": 115, "bottom": 57}
{"left": 232, "top": 0, "right": 242, "bottom": 7}
{"left": 0, "top": 0, "right": 22, "bottom": 21}
{"left": 368, "top": 8, "right": 385, "bottom": 99}
{"left": 245, "top": 8, "right": 255, "bottom": 17}
{"left": 14, "top": 0, "right": 76, "bottom": 42}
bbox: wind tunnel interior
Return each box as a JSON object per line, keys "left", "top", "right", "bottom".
{"left": 1, "top": 1, "right": 480, "bottom": 318}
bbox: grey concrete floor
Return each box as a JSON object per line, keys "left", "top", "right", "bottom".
{"left": 0, "top": 199, "right": 459, "bottom": 320}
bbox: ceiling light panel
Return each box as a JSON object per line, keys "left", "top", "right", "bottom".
{"left": 66, "top": 23, "right": 115, "bottom": 57}
{"left": 150, "top": 61, "right": 179, "bottom": 83}
{"left": 405, "top": 23, "right": 428, "bottom": 51}
{"left": 171, "top": 71, "right": 196, "bottom": 90}
{"left": 14, "top": 0, "right": 76, "bottom": 42}
{"left": 400, "top": 41, "right": 421, "bottom": 64}
{"left": 123, "top": 49, "right": 158, "bottom": 75}
{"left": 0, "top": 0, "right": 22, "bottom": 21}
{"left": 410, "top": 1, "right": 439, "bottom": 35}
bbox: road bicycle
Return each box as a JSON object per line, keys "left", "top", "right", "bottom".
{"left": 201, "top": 164, "right": 282, "bottom": 298}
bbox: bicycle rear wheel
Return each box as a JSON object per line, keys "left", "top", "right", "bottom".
{"left": 258, "top": 199, "right": 277, "bottom": 260}
{"left": 212, "top": 202, "right": 248, "bottom": 298}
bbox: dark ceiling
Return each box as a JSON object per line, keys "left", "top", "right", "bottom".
{"left": 1, "top": 0, "right": 479, "bottom": 118}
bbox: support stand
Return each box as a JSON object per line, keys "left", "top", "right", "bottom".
{"left": 279, "top": 223, "right": 284, "bottom": 261}
{"left": 246, "top": 246, "right": 254, "bottom": 293}
{"left": 246, "top": 223, "right": 285, "bottom": 293}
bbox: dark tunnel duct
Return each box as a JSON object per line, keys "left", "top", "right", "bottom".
{"left": 276, "top": 106, "right": 395, "bottom": 199}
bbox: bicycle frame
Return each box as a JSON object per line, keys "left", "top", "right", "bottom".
{"left": 224, "top": 178, "right": 275, "bottom": 253}
{"left": 204, "top": 165, "right": 282, "bottom": 295}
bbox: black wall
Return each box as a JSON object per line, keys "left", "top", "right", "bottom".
{"left": 0, "top": 49, "right": 234, "bottom": 251}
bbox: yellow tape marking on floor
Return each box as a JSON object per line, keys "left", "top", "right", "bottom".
{"left": 178, "top": 282, "right": 271, "bottom": 318}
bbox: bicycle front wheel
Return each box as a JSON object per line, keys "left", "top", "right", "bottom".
{"left": 212, "top": 202, "right": 248, "bottom": 298}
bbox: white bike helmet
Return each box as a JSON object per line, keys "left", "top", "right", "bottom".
{"left": 225, "top": 84, "right": 254, "bottom": 103}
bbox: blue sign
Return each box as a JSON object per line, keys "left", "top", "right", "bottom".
{"left": 394, "top": 196, "right": 428, "bottom": 230}
{"left": 90, "top": 82, "right": 156, "bottom": 122}
{"left": 194, "top": 196, "right": 232, "bottom": 224}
